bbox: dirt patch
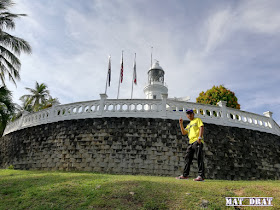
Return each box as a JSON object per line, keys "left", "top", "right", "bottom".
{"left": 234, "top": 188, "right": 245, "bottom": 196}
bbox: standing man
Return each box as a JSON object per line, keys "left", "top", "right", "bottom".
{"left": 176, "top": 109, "right": 205, "bottom": 181}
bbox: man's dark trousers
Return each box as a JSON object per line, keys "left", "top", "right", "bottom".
{"left": 183, "top": 141, "right": 205, "bottom": 178}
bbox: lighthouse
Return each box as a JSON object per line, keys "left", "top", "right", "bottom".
{"left": 143, "top": 61, "right": 168, "bottom": 99}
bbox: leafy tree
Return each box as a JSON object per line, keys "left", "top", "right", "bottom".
{"left": 0, "top": 85, "right": 15, "bottom": 135}
{"left": 20, "top": 81, "right": 59, "bottom": 112}
{"left": 196, "top": 85, "right": 240, "bottom": 109}
{"left": 39, "top": 96, "right": 59, "bottom": 110}
{"left": 0, "top": 0, "right": 32, "bottom": 86}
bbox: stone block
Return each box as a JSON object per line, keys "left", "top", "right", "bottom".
{"left": 134, "top": 158, "right": 143, "bottom": 164}
{"left": 274, "top": 164, "right": 280, "bottom": 169}
{"left": 114, "top": 159, "right": 121, "bottom": 163}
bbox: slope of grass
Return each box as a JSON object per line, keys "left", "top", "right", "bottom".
{"left": 0, "top": 169, "right": 279, "bottom": 209}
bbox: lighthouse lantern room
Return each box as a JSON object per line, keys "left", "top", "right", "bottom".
{"left": 143, "top": 61, "right": 168, "bottom": 99}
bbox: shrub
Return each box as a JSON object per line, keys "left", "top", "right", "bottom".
{"left": 196, "top": 85, "right": 240, "bottom": 109}
{"left": 7, "top": 165, "right": 14, "bottom": 170}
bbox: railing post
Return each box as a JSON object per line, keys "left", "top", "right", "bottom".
{"left": 48, "top": 102, "right": 59, "bottom": 123}
{"left": 263, "top": 111, "right": 280, "bottom": 135}
{"left": 263, "top": 111, "right": 273, "bottom": 118}
{"left": 217, "top": 101, "right": 227, "bottom": 125}
{"left": 98, "top": 94, "right": 108, "bottom": 116}
{"left": 263, "top": 111, "right": 275, "bottom": 130}
{"left": 161, "top": 93, "right": 168, "bottom": 118}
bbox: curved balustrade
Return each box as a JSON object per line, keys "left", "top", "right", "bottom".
{"left": 166, "top": 101, "right": 222, "bottom": 120}
{"left": 103, "top": 99, "right": 162, "bottom": 114}
{"left": 52, "top": 100, "right": 100, "bottom": 120}
{"left": 22, "top": 109, "right": 50, "bottom": 127}
{"left": 3, "top": 96, "right": 280, "bottom": 136}
{"left": 4, "top": 118, "right": 22, "bottom": 134}
{"left": 225, "top": 107, "right": 271, "bottom": 129}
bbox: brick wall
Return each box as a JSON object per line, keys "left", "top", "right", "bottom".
{"left": 0, "top": 117, "right": 279, "bottom": 180}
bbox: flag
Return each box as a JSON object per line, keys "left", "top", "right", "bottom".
{"left": 105, "top": 55, "right": 111, "bottom": 94}
{"left": 133, "top": 54, "right": 137, "bottom": 85}
{"left": 108, "top": 56, "right": 111, "bottom": 86}
{"left": 120, "top": 52, "right": 123, "bottom": 83}
{"left": 117, "top": 51, "right": 124, "bottom": 99}
{"left": 131, "top": 53, "right": 137, "bottom": 99}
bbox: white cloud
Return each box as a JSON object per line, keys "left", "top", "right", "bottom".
{"left": 204, "top": 9, "right": 233, "bottom": 53}
{"left": 4, "top": 0, "right": 280, "bottom": 125}
{"left": 237, "top": 0, "right": 280, "bottom": 34}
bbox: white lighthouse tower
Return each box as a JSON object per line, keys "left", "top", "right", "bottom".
{"left": 143, "top": 60, "right": 168, "bottom": 99}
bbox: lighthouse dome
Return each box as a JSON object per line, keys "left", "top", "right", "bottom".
{"left": 150, "top": 60, "right": 163, "bottom": 70}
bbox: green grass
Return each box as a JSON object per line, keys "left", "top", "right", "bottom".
{"left": 0, "top": 169, "right": 279, "bottom": 209}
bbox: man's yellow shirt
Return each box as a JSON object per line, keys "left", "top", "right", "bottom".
{"left": 184, "top": 117, "right": 204, "bottom": 144}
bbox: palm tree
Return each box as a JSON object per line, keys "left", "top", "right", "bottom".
{"left": 20, "top": 81, "right": 59, "bottom": 112}
{"left": 0, "top": 85, "right": 15, "bottom": 135}
{"left": 20, "top": 82, "right": 51, "bottom": 112}
{"left": 19, "top": 95, "right": 33, "bottom": 112}
{"left": 0, "top": 0, "right": 31, "bottom": 86}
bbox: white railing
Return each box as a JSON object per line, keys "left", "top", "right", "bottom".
{"left": 3, "top": 93, "right": 280, "bottom": 136}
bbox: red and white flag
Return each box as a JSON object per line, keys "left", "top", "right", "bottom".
{"left": 131, "top": 53, "right": 137, "bottom": 99}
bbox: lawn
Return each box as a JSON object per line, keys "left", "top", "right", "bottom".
{"left": 0, "top": 169, "right": 279, "bottom": 209}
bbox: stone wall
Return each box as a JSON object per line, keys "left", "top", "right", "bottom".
{"left": 0, "top": 117, "right": 279, "bottom": 180}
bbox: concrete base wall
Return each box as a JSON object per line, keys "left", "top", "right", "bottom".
{"left": 0, "top": 117, "right": 279, "bottom": 180}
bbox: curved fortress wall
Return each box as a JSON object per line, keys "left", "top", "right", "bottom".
{"left": 0, "top": 117, "right": 279, "bottom": 180}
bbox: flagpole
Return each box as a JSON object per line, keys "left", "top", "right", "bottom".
{"left": 105, "top": 55, "right": 110, "bottom": 95}
{"left": 105, "top": 73, "right": 108, "bottom": 94}
{"left": 117, "top": 51, "right": 123, "bottom": 99}
{"left": 131, "top": 53, "right": 136, "bottom": 99}
{"left": 105, "top": 74, "right": 108, "bottom": 95}
{"left": 151, "top": 46, "right": 153, "bottom": 68}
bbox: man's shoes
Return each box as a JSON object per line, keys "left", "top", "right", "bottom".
{"left": 176, "top": 175, "right": 189, "bottom": 180}
{"left": 193, "top": 176, "right": 204, "bottom": 181}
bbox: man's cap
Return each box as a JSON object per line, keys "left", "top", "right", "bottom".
{"left": 186, "top": 109, "right": 194, "bottom": 114}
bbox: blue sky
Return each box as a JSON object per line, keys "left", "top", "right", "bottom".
{"left": 6, "top": 0, "right": 280, "bottom": 124}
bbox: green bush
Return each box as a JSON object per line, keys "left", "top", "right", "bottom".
{"left": 7, "top": 165, "right": 14, "bottom": 170}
